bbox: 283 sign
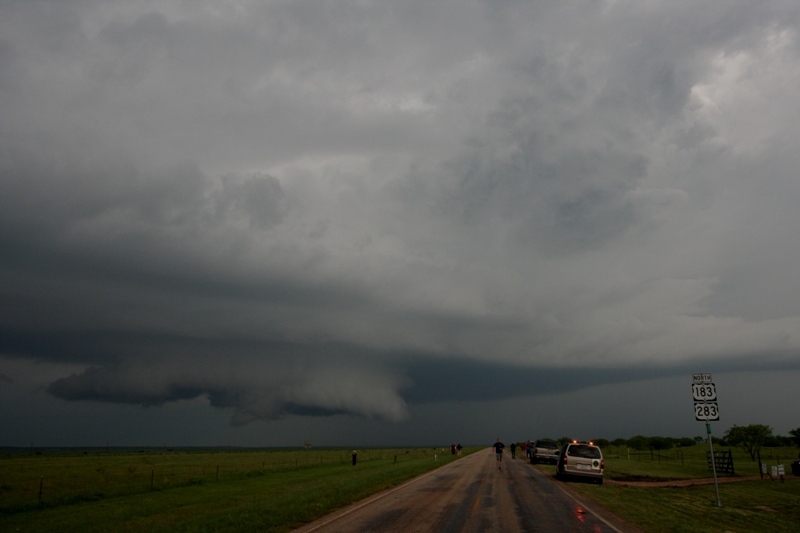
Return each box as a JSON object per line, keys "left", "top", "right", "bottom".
{"left": 694, "top": 402, "right": 720, "bottom": 421}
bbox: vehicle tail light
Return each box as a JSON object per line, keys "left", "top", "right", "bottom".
{"left": 601, "top": 459, "right": 604, "bottom": 470}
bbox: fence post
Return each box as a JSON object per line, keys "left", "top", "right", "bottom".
{"left": 151, "top": 468, "right": 155, "bottom": 489}
{"left": 39, "top": 477, "right": 43, "bottom": 502}
{"left": 758, "top": 450, "right": 763, "bottom": 480}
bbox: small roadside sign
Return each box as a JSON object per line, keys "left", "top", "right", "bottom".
{"left": 693, "top": 373, "right": 712, "bottom": 383}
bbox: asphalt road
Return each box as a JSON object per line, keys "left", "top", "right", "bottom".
{"left": 292, "top": 449, "right": 638, "bottom": 533}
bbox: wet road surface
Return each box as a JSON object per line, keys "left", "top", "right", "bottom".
{"left": 292, "top": 450, "right": 637, "bottom": 533}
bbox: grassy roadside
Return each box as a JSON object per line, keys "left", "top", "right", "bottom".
{"left": 537, "top": 444, "right": 800, "bottom": 532}
{"left": 3, "top": 445, "right": 799, "bottom": 532}
{"left": 0, "top": 447, "right": 479, "bottom": 532}
{"left": 571, "top": 478, "right": 800, "bottom": 533}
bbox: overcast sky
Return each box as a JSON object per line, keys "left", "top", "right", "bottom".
{"left": 2, "top": 0, "right": 800, "bottom": 448}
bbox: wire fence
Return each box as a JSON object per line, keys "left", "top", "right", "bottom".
{"left": 0, "top": 447, "right": 446, "bottom": 511}
{"left": 601, "top": 444, "right": 798, "bottom": 479}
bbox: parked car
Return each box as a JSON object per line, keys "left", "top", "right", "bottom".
{"left": 531, "top": 439, "right": 560, "bottom": 464}
{"left": 556, "top": 441, "right": 604, "bottom": 484}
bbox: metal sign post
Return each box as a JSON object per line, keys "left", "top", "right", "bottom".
{"left": 705, "top": 422, "right": 721, "bottom": 507}
{"left": 693, "top": 373, "right": 722, "bottom": 507}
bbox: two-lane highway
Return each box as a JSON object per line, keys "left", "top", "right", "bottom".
{"left": 293, "top": 450, "right": 636, "bottom": 532}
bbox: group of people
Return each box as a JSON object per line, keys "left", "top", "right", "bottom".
{"left": 492, "top": 438, "right": 533, "bottom": 469}
{"left": 450, "top": 443, "right": 463, "bottom": 456}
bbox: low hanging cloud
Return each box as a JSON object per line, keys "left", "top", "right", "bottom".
{"left": 47, "top": 353, "right": 412, "bottom": 424}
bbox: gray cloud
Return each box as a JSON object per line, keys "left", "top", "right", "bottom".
{"left": 46, "top": 351, "right": 411, "bottom": 424}
{"left": 2, "top": 0, "right": 800, "bottom": 445}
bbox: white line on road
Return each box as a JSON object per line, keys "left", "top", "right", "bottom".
{"left": 293, "top": 462, "right": 447, "bottom": 532}
{"left": 548, "top": 476, "right": 625, "bottom": 533}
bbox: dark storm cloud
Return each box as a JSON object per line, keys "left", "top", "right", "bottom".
{"left": 2, "top": 1, "right": 800, "bottom": 444}
{"left": 441, "top": 136, "right": 649, "bottom": 254}
{"left": 0, "top": 153, "right": 290, "bottom": 306}
{"left": 404, "top": 351, "right": 800, "bottom": 405}
{"left": 43, "top": 344, "right": 414, "bottom": 424}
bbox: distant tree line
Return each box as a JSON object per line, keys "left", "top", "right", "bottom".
{"left": 542, "top": 426, "right": 800, "bottom": 461}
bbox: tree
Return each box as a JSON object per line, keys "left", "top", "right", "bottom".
{"left": 627, "top": 435, "right": 649, "bottom": 451}
{"left": 724, "top": 424, "right": 773, "bottom": 461}
{"left": 790, "top": 428, "right": 800, "bottom": 449}
{"left": 764, "top": 434, "right": 792, "bottom": 447}
{"left": 648, "top": 436, "right": 673, "bottom": 451}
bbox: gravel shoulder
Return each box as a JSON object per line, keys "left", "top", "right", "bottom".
{"left": 605, "top": 474, "right": 763, "bottom": 487}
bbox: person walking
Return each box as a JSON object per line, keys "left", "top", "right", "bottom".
{"left": 493, "top": 438, "right": 505, "bottom": 470}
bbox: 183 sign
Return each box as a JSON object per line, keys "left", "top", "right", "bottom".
{"left": 691, "top": 383, "right": 717, "bottom": 401}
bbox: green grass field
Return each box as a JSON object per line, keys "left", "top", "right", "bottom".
{"left": 0, "top": 446, "right": 475, "bottom": 532}
{"left": 1, "top": 444, "right": 799, "bottom": 532}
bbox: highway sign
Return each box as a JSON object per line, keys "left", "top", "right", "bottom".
{"left": 692, "top": 382, "right": 717, "bottom": 401}
{"left": 694, "top": 402, "right": 720, "bottom": 421}
{"left": 693, "top": 373, "right": 723, "bottom": 506}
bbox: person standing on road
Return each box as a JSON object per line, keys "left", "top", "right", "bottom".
{"left": 493, "top": 438, "right": 505, "bottom": 469}
{"left": 510, "top": 442, "right": 517, "bottom": 459}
